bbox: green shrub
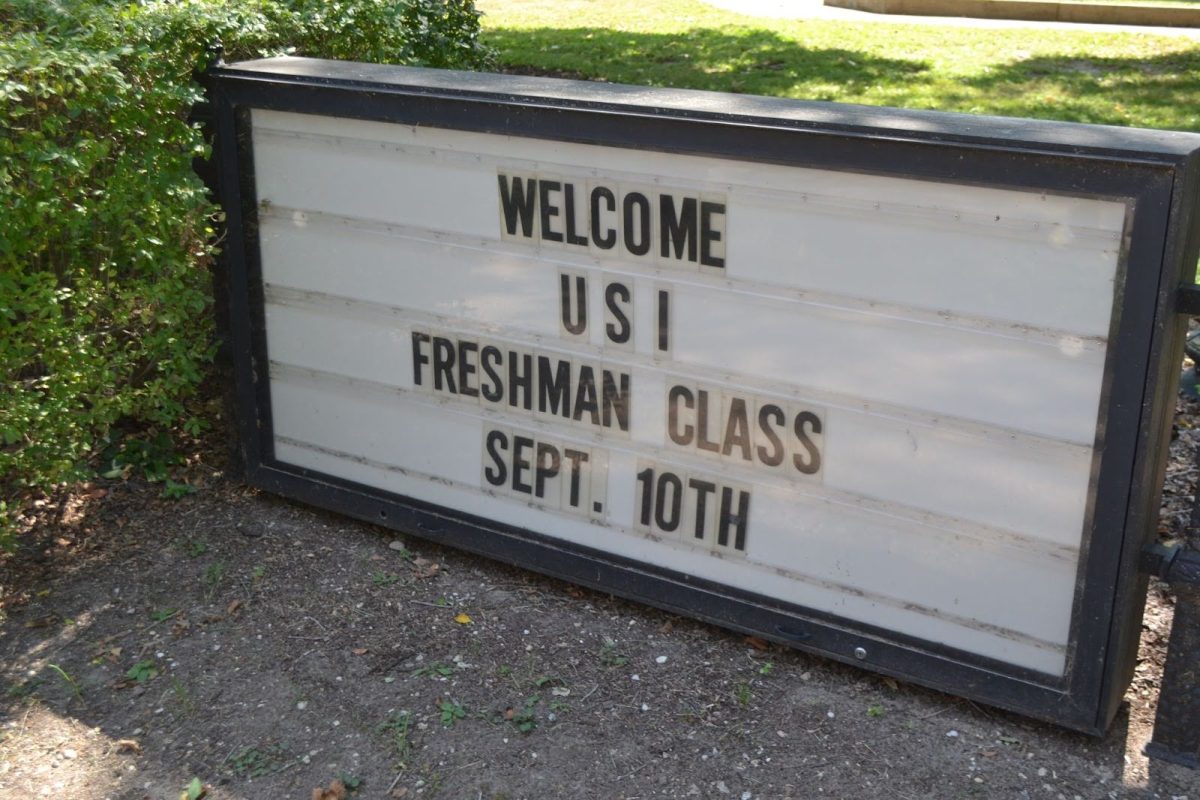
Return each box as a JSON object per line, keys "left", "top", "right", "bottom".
{"left": 0, "top": 0, "right": 492, "bottom": 545}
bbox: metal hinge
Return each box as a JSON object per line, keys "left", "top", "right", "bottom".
{"left": 1142, "top": 541, "right": 1200, "bottom": 586}
{"left": 1177, "top": 285, "right": 1200, "bottom": 316}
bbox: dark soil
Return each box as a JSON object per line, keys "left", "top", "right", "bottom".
{"left": 3, "top": 387, "right": 1200, "bottom": 799}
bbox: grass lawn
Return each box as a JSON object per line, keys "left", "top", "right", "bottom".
{"left": 476, "top": 0, "right": 1200, "bottom": 132}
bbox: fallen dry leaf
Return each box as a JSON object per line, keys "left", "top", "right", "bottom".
{"left": 312, "top": 779, "right": 347, "bottom": 800}
{"left": 744, "top": 636, "right": 769, "bottom": 651}
{"left": 115, "top": 738, "right": 143, "bottom": 754}
{"left": 226, "top": 599, "right": 243, "bottom": 615}
{"left": 412, "top": 559, "right": 440, "bottom": 579}
{"left": 91, "top": 641, "right": 123, "bottom": 664}
{"left": 351, "top": 647, "right": 369, "bottom": 655}
{"left": 453, "top": 613, "right": 472, "bottom": 625}
{"left": 658, "top": 620, "right": 675, "bottom": 635}
{"left": 883, "top": 677, "right": 900, "bottom": 691}
{"left": 503, "top": 707, "right": 515, "bottom": 720}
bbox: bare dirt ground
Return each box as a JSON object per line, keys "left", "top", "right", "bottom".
{"left": 3, "top": 385, "right": 1200, "bottom": 799}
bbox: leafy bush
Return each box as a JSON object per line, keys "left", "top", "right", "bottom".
{"left": 0, "top": 0, "right": 492, "bottom": 545}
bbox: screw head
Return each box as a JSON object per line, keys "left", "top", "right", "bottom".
{"left": 854, "top": 647, "right": 867, "bottom": 660}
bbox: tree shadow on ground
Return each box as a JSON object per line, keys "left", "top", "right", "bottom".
{"left": 486, "top": 25, "right": 931, "bottom": 99}
{"left": 959, "top": 51, "right": 1200, "bottom": 128}
{"left": 487, "top": 24, "right": 1200, "bottom": 131}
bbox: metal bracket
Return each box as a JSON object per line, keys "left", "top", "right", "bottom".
{"left": 1176, "top": 285, "right": 1200, "bottom": 316}
{"left": 1142, "top": 541, "right": 1200, "bottom": 586}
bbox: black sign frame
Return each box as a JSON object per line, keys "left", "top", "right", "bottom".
{"left": 206, "top": 56, "right": 1200, "bottom": 735}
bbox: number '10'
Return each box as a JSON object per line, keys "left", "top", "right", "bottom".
{"left": 635, "top": 466, "right": 749, "bottom": 552}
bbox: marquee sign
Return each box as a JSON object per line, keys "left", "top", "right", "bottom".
{"left": 207, "top": 57, "right": 1200, "bottom": 733}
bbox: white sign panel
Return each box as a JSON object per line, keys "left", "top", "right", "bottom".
{"left": 250, "top": 107, "right": 1128, "bottom": 677}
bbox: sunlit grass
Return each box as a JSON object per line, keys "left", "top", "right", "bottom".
{"left": 476, "top": 0, "right": 1200, "bottom": 131}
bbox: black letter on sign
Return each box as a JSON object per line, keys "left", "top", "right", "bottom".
{"left": 601, "top": 370, "right": 631, "bottom": 432}
{"left": 604, "top": 281, "right": 631, "bottom": 345}
{"left": 718, "top": 487, "right": 750, "bottom": 551}
{"left": 695, "top": 390, "right": 720, "bottom": 454}
{"left": 457, "top": 340, "right": 479, "bottom": 398}
{"left": 660, "top": 195, "right": 698, "bottom": 262}
{"left": 512, "top": 435, "right": 534, "bottom": 494}
{"left": 563, "top": 449, "right": 589, "bottom": 508}
{"left": 590, "top": 186, "right": 617, "bottom": 250}
{"left": 560, "top": 273, "right": 587, "bottom": 336}
{"left": 623, "top": 192, "right": 651, "bottom": 256}
{"left": 722, "top": 397, "right": 752, "bottom": 462}
{"left": 411, "top": 331, "right": 431, "bottom": 387}
{"left": 688, "top": 478, "right": 716, "bottom": 541}
{"left": 636, "top": 467, "right": 654, "bottom": 527}
{"left": 534, "top": 442, "right": 560, "bottom": 499}
{"left": 700, "top": 200, "right": 726, "bottom": 269}
{"left": 509, "top": 351, "right": 533, "bottom": 411}
{"left": 667, "top": 385, "right": 695, "bottom": 446}
{"left": 563, "top": 183, "right": 588, "bottom": 246}
{"left": 537, "top": 355, "right": 572, "bottom": 418}
{"left": 655, "top": 471, "right": 683, "bottom": 533}
{"left": 498, "top": 174, "right": 537, "bottom": 238}
{"left": 539, "top": 179, "right": 563, "bottom": 242}
{"left": 657, "top": 289, "right": 670, "bottom": 353}
{"left": 756, "top": 404, "right": 785, "bottom": 467}
{"left": 572, "top": 365, "right": 600, "bottom": 427}
{"left": 793, "top": 411, "right": 823, "bottom": 475}
{"left": 432, "top": 336, "right": 457, "bottom": 393}
{"left": 483, "top": 429, "right": 508, "bottom": 487}
{"left": 480, "top": 345, "right": 503, "bottom": 403}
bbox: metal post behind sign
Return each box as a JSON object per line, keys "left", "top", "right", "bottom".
{"left": 1147, "top": 580, "right": 1200, "bottom": 768}
{"left": 1145, "top": 355, "right": 1200, "bottom": 768}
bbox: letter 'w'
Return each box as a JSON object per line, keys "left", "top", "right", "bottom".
{"left": 498, "top": 174, "right": 538, "bottom": 237}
